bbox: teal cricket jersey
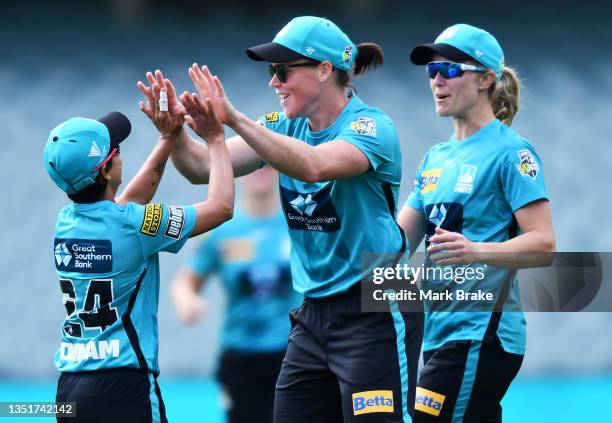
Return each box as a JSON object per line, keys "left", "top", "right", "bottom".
{"left": 406, "top": 119, "right": 548, "bottom": 354}
{"left": 188, "top": 207, "right": 302, "bottom": 352}
{"left": 52, "top": 200, "right": 196, "bottom": 373}
{"left": 259, "top": 95, "right": 404, "bottom": 298}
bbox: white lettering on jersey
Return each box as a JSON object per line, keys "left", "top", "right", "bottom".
{"left": 60, "top": 340, "right": 120, "bottom": 362}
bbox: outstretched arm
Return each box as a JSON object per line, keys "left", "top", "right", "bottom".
{"left": 180, "top": 91, "right": 235, "bottom": 236}
{"left": 117, "top": 70, "right": 185, "bottom": 205}
{"left": 187, "top": 64, "right": 370, "bottom": 183}
{"left": 170, "top": 130, "right": 262, "bottom": 184}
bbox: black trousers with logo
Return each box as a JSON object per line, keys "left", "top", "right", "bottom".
{"left": 274, "top": 284, "right": 423, "bottom": 423}
{"left": 413, "top": 337, "right": 523, "bottom": 423}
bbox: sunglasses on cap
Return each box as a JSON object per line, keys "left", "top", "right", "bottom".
{"left": 426, "top": 61, "right": 488, "bottom": 79}
{"left": 268, "top": 62, "right": 320, "bottom": 83}
{"left": 92, "top": 145, "right": 120, "bottom": 172}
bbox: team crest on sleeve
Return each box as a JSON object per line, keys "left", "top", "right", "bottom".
{"left": 264, "top": 112, "right": 280, "bottom": 122}
{"left": 164, "top": 206, "right": 185, "bottom": 240}
{"left": 350, "top": 117, "right": 377, "bottom": 137}
{"left": 140, "top": 204, "right": 163, "bottom": 236}
{"left": 516, "top": 149, "right": 539, "bottom": 180}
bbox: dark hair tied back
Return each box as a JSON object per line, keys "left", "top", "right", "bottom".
{"left": 353, "top": 42, "right": 384, "bottom": 76}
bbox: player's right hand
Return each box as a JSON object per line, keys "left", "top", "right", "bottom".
{"left": 180, "top": 91, "right": 225, "bottom": 145}
{"left": 137, "top": 69, "right": 186, "bottom": 139}
{"left": 174, "top": 290, "right": 209, "bottom": 325}
{"left": 188, "top": 63, "right": 239, "bottom": 127}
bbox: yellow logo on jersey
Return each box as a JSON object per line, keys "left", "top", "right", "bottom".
{"left": 140, "top": 204, "right": 163, "bottom": 236}
{"left": 415, "top": 387, "right": 445, "bottom": 416}
{"left": 265, "top": 112, "right": 280, "bottom": 122}
{"left": 352, "top": 390, "right": 394, "bottom": 415}
{"left": 350, "top": 117, "right": 377, "bottom": 137}
{"left": 420, "top": 169, "right": 442, "bottom": 194}
{"left": 516, "top": 149, "right": 539, "bottom": 180}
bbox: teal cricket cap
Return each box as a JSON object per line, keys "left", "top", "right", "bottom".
{"left": 410, "top": 24, "right": 505, "bottom": 78}
{"left": 246, "top": 16, "right": 357, "bottom": 72}
{"left": 43, "top": 112, "right": 131, "bottom": 194}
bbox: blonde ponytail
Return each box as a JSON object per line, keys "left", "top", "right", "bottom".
{"left": 490, "top": 66, "right": 520, "bottom": 125}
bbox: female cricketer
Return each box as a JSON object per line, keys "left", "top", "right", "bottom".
{"left": 397, "top": 24, "right": 555, "bottom": 422}
{"left": 45, "top": 71, "right": 234, "bottom": 422}
{"left": 163, "top": 15, "right": 423, "bottom": 423}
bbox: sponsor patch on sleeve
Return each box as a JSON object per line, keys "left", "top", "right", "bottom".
{"left": 516, "top": 149, "right": 539, "bottom": 180}
{"left": 350, "top": 117, "right": 377, "bottom": 137}
{"left": 352, "top": 390, "right": 394, "bottom": 415}
{"left": 415, "top": 387, "right": 445, "bottom": 416}
{"left": 140, "top": 204, "right": 163, "bottom": 236}
{"left": 264, "top": 112, "right": 280, "bottom": 122}
{"left": 164, "top": 206, "right": 185, "bottom": 240}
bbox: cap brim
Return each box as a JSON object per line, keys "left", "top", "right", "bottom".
{"left": 246, "top": 42, "right": 305, "bottom": 63}
{"left": 410, "top": 43, "right": 475, "bottom": 65}
{"left": 98, "top": 111, "right": 131, "bottom": 147}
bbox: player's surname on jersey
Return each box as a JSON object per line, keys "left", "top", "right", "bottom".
{"left": 59, "top": 340, "right": 120, "bottom": 362}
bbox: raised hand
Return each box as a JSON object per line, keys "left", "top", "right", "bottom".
{"left": 180, "top": 91, "right": 225, "bottom": 144}
{"left": 188, "top": 63, "right": 238, "bottom": 126}
{"left": 137, "top": 69, "right": 186, "bottom": 138}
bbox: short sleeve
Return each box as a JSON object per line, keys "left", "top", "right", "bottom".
{"left": 126, "top": 203, "right": 197, "bottom": 256}
{"left": 405, "top": 156, "right": 426, "bottom": 212}
{"left": 500, "top": 142, "right": 549, "bottom": 211}
{"left": 257, "top": 111, "right": 287, "bottom": 133}
{"left": 337, "top": 114, "right": 397, "bottom": 171}
{"left": 187, "top": 233, "right": 221, "bottom": 277}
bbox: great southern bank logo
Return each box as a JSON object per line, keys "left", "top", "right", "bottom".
{"left": 54, "top": 243, "right": 72, "bottom": 266}
{"left": 428, "top": 203, "right": 447, "bottom": 227}
{"left": 352, "top": 390, "right": 394, "bottom": 416}
{"left": 53, "top": 239, "right": 113, "bottom": 273}
{"left": 290, "top": 194, "right": 317, "bottom": 217}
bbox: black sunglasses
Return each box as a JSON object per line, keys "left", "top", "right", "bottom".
{"left": 268, "top": 62, "right": 320, "bottom": 83}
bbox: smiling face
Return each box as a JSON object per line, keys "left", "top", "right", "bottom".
{"left": 268, "top": 59, "right": 328, "bottom": 119}
{"left": 429, "top": 54, "right": 495, "bottom": 120}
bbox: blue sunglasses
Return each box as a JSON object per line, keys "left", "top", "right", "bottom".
{"left": 426, "top": 61, "right": 488, "bottom": 79}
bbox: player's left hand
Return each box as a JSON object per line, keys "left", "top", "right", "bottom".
{"left": 427, "top": 227, "right": 482, "bottom": 265}
{"left": 137, "top": 69, "right": 186, "bottom": 139}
